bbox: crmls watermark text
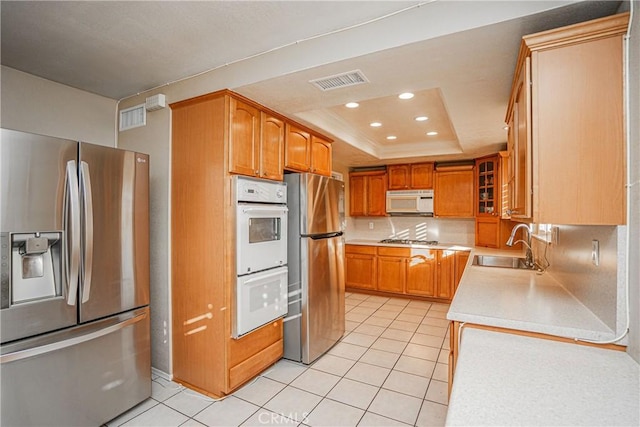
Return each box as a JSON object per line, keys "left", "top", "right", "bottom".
{"left": 258, "top": 411, "right": 309, "bottom": 424}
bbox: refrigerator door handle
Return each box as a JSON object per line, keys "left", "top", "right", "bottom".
{"left": 64, "top": 160, "right": 81, "bottom": 306}
{"left": 0, "top": 311, "right": 148, "bottom": 364}
{"left": 80, "top": 161, "right": 93, "bottom": 303}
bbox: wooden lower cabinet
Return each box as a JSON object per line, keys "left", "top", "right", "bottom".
{"left": 227, "top": 320, "right": 283, "bottom": 390}
{"left": 436, "top": 250, "right": 456, "bottom": 299}
{"left": 345, "top": 245, "right": 377, "bottom": 290}
{"left": 346, "top": 244, "right": 469, "bottom": 302}
{"left": 405, "top": 251, "right": 437, "bottom": 296}
{"left": 377, "top": 247, "right": 408, "bottom": 293}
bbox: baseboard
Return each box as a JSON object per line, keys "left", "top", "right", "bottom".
{"left": 151, "top": 367, "right": 172, "bottom": 381}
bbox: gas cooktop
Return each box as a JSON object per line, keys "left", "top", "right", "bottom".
{"left": 379, "top": 239, "right": 439, "bottom": 246}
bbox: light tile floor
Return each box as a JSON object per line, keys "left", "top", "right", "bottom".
{"left": 106, "top": 292, "right": 450, "bottom": 427}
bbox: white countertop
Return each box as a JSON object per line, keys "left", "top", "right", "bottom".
{"left": 447, "top": 248, "right": 616, "bottom": 341}
{"left": 446, "top": 328, "right": 640, "bottom": 426}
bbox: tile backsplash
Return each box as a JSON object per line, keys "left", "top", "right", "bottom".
{"left": 346, "top": 217, "right": 475, "bottom": 246}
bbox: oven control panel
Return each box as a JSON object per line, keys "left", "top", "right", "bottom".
{"left": 234, "top": 176, "right": 287, "bottom": 204}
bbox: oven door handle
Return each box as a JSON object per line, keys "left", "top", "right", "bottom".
{"left": 241, "top": 206, "right": 288, "bottom": 215}
{"left": 242, "top": 206, "right": 289, "bottom": 213}
{"left": 241, "top": 268, "right": 287, "bottom": 285}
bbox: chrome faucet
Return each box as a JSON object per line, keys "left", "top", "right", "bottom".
{"left": 506, "top": 223, "right": 535, "bottom": 268}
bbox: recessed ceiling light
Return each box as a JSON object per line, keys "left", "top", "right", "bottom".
{"left": 415, "top": 116, "right": 428, "bottom": 122}
{"left": 370, "top": 122, "right": 382, "bottom": 127}
{"left": 426, "top": 131, "right": 438, "bottom": 136}
{"left": 345, "top": 102, "right": 359, "bottom": 108}
{"left": 386, "top": 135, "right": 397, "bottom": 140}
{"left": 398, "top": 92, "right": 414, "bottom": 100}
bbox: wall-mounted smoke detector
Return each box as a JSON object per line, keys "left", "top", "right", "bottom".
{"left": 119, "top": 104, "right": 146, "bottom": 131}
{"left": 309, "top": 70, "right": 368, "bottom": 91}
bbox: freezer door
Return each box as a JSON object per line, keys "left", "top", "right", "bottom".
{"left": 300, "top": 174, "right": 344, "bottom": 236}
{"left": 79, "top": 144, "right": 149, "bottom": 323}
{"left": 301, "top": 235, "right": 345, "bottom": 364}
{"left": 1, "top": 129, "right": 79, "bottom": 343}
{"left": 1, "top": 307, "right": 151, "bottom": 426}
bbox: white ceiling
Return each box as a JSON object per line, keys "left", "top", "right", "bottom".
{"left": 1, "top": 1, "right": 623, "bottom": 167}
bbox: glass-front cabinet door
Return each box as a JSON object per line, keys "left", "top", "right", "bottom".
{"left": 476, "top": 156, "right": 499, "bottom": 217}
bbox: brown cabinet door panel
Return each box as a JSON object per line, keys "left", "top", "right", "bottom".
{"left": 387, "top": 165, "right": 410, "bottom": 190}
{"left": 229, "top": 98, "right": 259, "bottom": 177}
{"left": 406, "top": 251, "right": 437, "bottom": 296}
{"left": 311, "top": 135, "right": 332, "bottom": 177}
{"left": 284, "top": 124, "right": 311, "bottom": 172}
{"left": 367, "top": 174, "right": 387, "bottom": 216}
{"left": 260, "top": 114, "right": 284, "bottom": 181}
{"left": 377, "top": 257, "right": 405, "bottom": 293}
{"left": 436, "top": 250, "right": 456, "bottom": 299}
{"left": 410, "top": 163, "right": 434, "bottom": 189}
{"left": 345, "top": 253, "right": 377, "bottom": 290}
{"left": 434, "top": 170, "right": 474, "bottom": 218}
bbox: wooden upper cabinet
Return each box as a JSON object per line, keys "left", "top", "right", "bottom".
{"left": 434, "top": 168, "right": 474, "bottom": 218}
{"left": 506, "top": 13, "right": 628, "bottom": 225}
{"left": 311, "top": 135, "right": 332, "bottom": 176}
{"left": 411, "top": 163, "right": 434, "bottom": 189}
{"left": 228, "top": 98, "right": 260, "bottom": 177}
{"left": 387, "top": 163, "right": 434, "bottom": 190}
{"left": 387, "top": 165, "right": 410, "bottom": 189}
{"left": 349, "top": 171, "right": 387, "bottom": 217}
{"left": 510, "top": 57, "right": 532, "bottom": 220}
{"left": 284, "top": 124, "right": 332, "bottom": 176}
{"left": 475, "top": 155, "right": 499, "bottom": 217}
{"left": 228, "top": 97, "right": 284, "bottom": 181}
{"left": 284, "top": 123, "right": 311, "bottom": 173}
{"left": 260, "top": 113, "right": 285, "bottom": 181}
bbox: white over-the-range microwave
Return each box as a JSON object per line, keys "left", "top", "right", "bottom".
{"left": 386, "top": 189, "right": 434, "bottom": 216}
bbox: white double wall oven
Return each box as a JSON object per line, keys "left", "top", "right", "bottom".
{"left": 233, "top": 176, "right": 288, "bottom": 338}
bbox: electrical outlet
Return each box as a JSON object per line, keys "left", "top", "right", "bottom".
{"left": 368, "top": 222, "right": 374, "bottom": 230}
{"left": 591, "top": 240, "right": 599, "bottom": 266}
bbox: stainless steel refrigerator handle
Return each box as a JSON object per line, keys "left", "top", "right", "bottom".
{"left": 0, "top": 311, "right": 148, "bottom": 364}
{"left": 65, "top": 160, "right": 81, "bottom": 306}
{"left": 80, "top": 161, "right": 94, "bottom": 303}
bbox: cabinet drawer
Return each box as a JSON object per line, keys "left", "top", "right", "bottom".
{"left": 377, "top": 247, "right": 410, "bottom": 257}
{"left": 228, "top": 339, "right": 283, "bottom": 390}
{"left": 345, "top": 245, "right": 377, "bottom": 255}
{"left": 228, "top": 319, "right": 282, "bottom": 367}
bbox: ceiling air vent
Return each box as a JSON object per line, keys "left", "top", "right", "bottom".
{"left": 309, "top": 70, "right": 368, "bottom": 91}
{"left": 119, "top": 104, "right": 146, "bottom": 131}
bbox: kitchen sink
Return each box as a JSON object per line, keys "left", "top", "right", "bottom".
{"left": 472, "top": 255, "right": 533, "bottom": 269}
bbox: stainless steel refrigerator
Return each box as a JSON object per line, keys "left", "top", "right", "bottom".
{"left": 0, "top": 129, "right": 151, "bottom": 426}
{"left": 283, "top": 173, "right": 345, "bottom": 364}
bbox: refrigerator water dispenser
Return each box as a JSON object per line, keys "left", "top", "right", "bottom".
{"left": 8, "top": 232, "right": 61, "bottom": 304}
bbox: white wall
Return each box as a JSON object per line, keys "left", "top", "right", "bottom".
{"left": 1, "top": 66, "right": 116, "bottom": 145}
